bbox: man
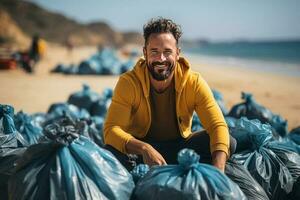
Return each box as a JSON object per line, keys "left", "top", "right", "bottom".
{"left": 29, "top": 34, "right": 46, "bottom": 63}
{"left": 104, "top": 18, "right": 236, "bottom": 172}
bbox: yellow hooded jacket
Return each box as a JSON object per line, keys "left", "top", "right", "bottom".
{"left": 104, "top": 57, "right": 230, "bottom": 156}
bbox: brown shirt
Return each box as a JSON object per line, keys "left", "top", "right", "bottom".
{"left": 144, "top": 80, "right": 181, "bottom": 141}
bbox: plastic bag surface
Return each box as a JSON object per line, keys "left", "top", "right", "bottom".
{"left": 8, "top": 117, "right": 134, "bottom": 200}
{"left": 132, "top": 149, "right": 246, "bottom": 200}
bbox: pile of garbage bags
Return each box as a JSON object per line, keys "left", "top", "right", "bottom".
{"left": 227, "top": 92, "right": 288, "bottom": 137}
{"left": 1, "top": 86, "right": 300, "bottom": 199}
{"left": 227, "top": 117, "right": 299, "bottom": 199}
{"left": 191, "top": 90, "right": 300, "bottom": 199}
{"left": 225, "top": 160, "right": 269, "bottom": 200}
{"left": 0, "top": 105, "right": 28, "bottom": 200}
{"left": 192, "top": 91, "right": 288, "bottom": 137}
{"left": 9, "top": 117, "right": 134, "bottom": 200}
{"left": 51, "top": 48, "right": 136, "bottom": 75}
{"left": 0, "top": 85, "right": 115, "bottom": 199}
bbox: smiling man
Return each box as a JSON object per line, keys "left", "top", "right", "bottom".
{"left": 103, "top": 17, "right": 236, "bottom": 172}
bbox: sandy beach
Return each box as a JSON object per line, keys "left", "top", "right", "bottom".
{"left": 0, "top": 44, "right": 299, "bottom": 131}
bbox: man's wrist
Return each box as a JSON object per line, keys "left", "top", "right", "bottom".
{"left": 212, "top": 150, "right": 227, "bottom": 172}
{"left": 126, "top": 137, "right": 149, "bottom": 155}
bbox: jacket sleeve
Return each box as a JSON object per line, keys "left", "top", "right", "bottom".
{"left": 194, "top": 75, "right": 230, "bottom": 157}
{"left": 103, "top": 76, "right": 135, "bottom": 154}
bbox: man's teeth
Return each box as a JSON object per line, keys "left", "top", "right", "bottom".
{"left": 155, "top": 65, "right": 166, "bottom": 68}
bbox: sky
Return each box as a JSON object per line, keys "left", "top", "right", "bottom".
{"left": 28, "top": 0, "right": 300, "bottom": 41}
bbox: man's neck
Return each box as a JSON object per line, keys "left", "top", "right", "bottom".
{"left": 149, "top": 71, "right": 174, "bottom": 93}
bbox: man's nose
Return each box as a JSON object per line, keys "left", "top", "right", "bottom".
{"left": 158, "top": 53, "right": 167, "bottom": 62}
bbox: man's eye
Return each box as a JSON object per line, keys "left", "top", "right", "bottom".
{"left": 164, "top": 51, "right": 172, "bottom": 56}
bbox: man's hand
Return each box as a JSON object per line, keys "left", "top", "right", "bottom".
{"left": 126, "top": 138, "right": 167, "bottom": 167}
{"left": 141, "top": 143, "right": 167, "bottom": 166}
{"left": 212, "top": 150, "right": 227, "bottom": 172}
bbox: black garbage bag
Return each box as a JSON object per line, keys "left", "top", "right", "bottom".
{"left": 226, "top": 117, "right": 274, "bottom": 153}
{"left": 289, "top": 126, "right": 300, "bottom": 145}
{"left": 90, "top": 99, "right": 108, "bottom": 117}
{"left": 67, "top": 84, "right": 100, "bottom": 112}
{"left": 86, "top": 122, "right": 104, "bottom": 147}
{"left": 228, "top": 92, "right": 288, "bottom": 137}
{"left": 78, "top": 59, "right": 101, "bottom": 75}
{"left": 8, "top": 117, "right": 135, "bottom": 200}
{"left": 0, "top": 105, "right": 28, "bottom": 200}
{"left": 132, "top": 149, "right": 246, "bottom": 200}
{"left": 47, "top": 102, "right": 90, "bottom": 122}
{"left": 0, "top": 105, "right": 29, "bottom": 148}
{"left": 289, "top": 178, "right": 300, "bottom": 200}
{"left": 1, "top": 104, "right": 16, "bottom": 134}
{"left": 131, "top": 164, "right": 150, "bottom": 184}
{"left": 225, "top": 160, "right": 269, "bottom": 200}
{"left": 212, "top": 89, "right": 228, "bottom": 115}
{"left": 91, "top": 116, "right": 104, "bottom": 131}
{"left": 51, "top": 63, "right": 78, "bottom": 74}
{"left": 51, "top": 63, "right": 68, "bottom": 73}
{"left": 47, "top": 115, "right": 104, "bottom": 148}
{"left": 266, "top": 140, "right": 300, "bottom": 199}
{"left": 90, "top": 88, "right": 113, "bottom": 117}
{"left": 79, "top": 118, "right": 104, "bottom": 147}
{"left": 14, "top": 111, "right": 43, "bottom": 145}
{"left": 230, "top": 120, "right": 294, "bottom": 200}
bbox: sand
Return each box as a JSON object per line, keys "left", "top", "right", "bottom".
{"left": 0, "top": 44, "right": 299, "bottom": 130}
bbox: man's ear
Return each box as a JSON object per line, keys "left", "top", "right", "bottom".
{"left": 176, "top": 47, "right": 181, "bottom": 60}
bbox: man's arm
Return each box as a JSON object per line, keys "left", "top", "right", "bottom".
{"left": 104, "top": 76, "right": 136, "bottom": 153}
{"left": 126, "top": 138, "right": 167, "bottom": 166}
{"left": 193, "top": 75, "right": 230, "bottom": 172}
{"left": 103, "top": 75, "right": 167, "bottom": 166}
{"left": 212, "top": 150, "right": 227, "bottom": 172}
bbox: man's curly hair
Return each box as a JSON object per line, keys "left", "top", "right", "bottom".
{"left": 143, "top": 17, "right": 182, "bottom": 46}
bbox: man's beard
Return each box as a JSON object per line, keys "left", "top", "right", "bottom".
{"left": 146, "top": 60, "right": 175, "bottom": 81}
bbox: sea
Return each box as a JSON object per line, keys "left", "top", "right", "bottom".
{"left": 182, "top": 40, "right": 300, "bottom": 77}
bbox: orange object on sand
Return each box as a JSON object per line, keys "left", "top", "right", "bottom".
{"left": 0, "top": 58, "right": 17, "bottom": 70}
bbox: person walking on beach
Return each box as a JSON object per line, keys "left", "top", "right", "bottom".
{"left": 103, "top": 17, "right": 236, "bottom": 172}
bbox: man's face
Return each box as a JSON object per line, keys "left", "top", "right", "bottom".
{"left": 143, "top": 33, "right": 180, "bottom": 81}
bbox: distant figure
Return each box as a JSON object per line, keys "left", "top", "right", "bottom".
{"left": 29, "top": 34, "right": 46, "bottom": 63}
{"left": 16, "top": 34, "right": 46, "bottom": 73}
